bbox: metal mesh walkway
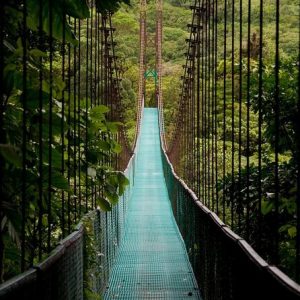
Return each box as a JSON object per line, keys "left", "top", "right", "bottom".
{"left": 104, "top": 108, "right": 201, "bottom": 299}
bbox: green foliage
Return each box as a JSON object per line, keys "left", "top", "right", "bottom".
{"left": 1, "top": 0, "right": 130, "bottom": 282}
{"left": 219, "top": 160, "right": 298, "bottom": 279}
{"left": 215, "top": 54, "right": 299, "bottom": 281}
{"left": 0, "top": 144, "right": 22, "bottom": 168}
{"left": 87, "top": 105, "right": 129, "bottom": 211}
{"left": 27, "top": 0, "right": 90, "bottom": 44}
{"left": 250, "top": 58, "right": 299, "bottom": 155}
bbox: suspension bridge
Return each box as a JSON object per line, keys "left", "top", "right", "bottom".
{"left": 0, "top": 0, "right": 300, "bottom": 299}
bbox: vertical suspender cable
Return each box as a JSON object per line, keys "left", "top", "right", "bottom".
{"left": 78, "top": 19, "right": 82, "bottom": 217}
{"left": 98, "top": 13, "right": 101, "bottom": 106}
{"left": 238, "top": 0, "right": 243, "bottom": 232}
{"left": 48, "top": 0, "right": 53, "bottom": 252}
{"left": 90, "top": 6, "right": 94, "bottom": 108}
{"left": 95, "top": 12, "right": 98, "bottom": 108}
{"left": 68, "top": 31, "right": 72, "bottom": 227}
{"left": 73, "top": 18, "right": 77, "bottom": 222}
{"left": 196, "top": 4, "right": 201, "bottom": 198}
{"left": 209, "top": 0, "right": 213, "bottom": 207}
{"left": 67, "top": 16, "right": 71, "bottom": 233}
{"left": 296, "top": 11, "right": 300, "bottom": 281}
{"left": 193, "top": 35, "right": 196, "bottom": 189}
{"left": 90, "top": 5, "right": 94, "bottom": 209}
{"left": 273, "top": 0, "right": 280, "bottom": 264}
{"left": 257, "top": 0, "right": 263, "bottom": 250}
{"left": 201, "top": 1, "right": 205, "bottom": 201}
{"left": 21, "top": 0, "right": 27, "bottom": 272}
{"left": 246, "top": 0, "right": 251, "bottom": 240}
{"left": 214, "top": 0, "right": 219, "bottom": 215}
{"left": 207, "top": 0, "right": 211, "bottom": 208}
{"left": 231, "top": 0, "right": 235, "bottom": 227}
{"left": 85, "top": 15, "right": 89, "bottom": 213}
{"left": 210, "top": 1, "right": 216, "bottom": 211}
{"left": 204, "top": 1, "right": 207, "bottom": 205}
{"left": 0, "top": 0, "right": 4, "bottom": 278}
{"left": 222, "top": 0, "right": 227, "bottom": 222}
{"left": 61, "top": 3, "right": 66, "bottom": 238}
{"left": 38, "top": 0, "right": 43, "bottom": 258}
{"left": 100, "top": 13, "right": 103, "bottom": 109}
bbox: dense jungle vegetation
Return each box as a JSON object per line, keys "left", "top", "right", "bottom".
{"left": 211, "top": 0, "right": 299, "bottom": 281}
{"left": 1, "top": 0, "right": 130, "bottom": 283}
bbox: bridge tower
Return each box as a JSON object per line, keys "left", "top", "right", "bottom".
{"left": 138, "top": 0, "right": 163, "bottom": 106}
{"left": 156, "top": 0, "right": 163, "bottom": 108}
{"left": 134, "top": 0, "right": 147, "bottom": 146}
{"left": 138, "top": 0, "right": 165, "bottom": 145}
{"left": 156, "top": 0, "right": 166, "bottom": 147}
{"left": 138, "top": 0, "right": 146, "bottom": 105}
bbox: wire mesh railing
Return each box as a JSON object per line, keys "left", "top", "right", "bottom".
{"left": 160, "top": 107, "right": 300, "bottom": 299}
{"left": 0, "top": 224, "right": 84, "bottom": 300}
{"left": 0, "top": 98, "right": 141, "bottom": 299}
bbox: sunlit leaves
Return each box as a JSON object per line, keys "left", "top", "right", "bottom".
{"left": 97, "top": 197, "right": 111, "bottom": 212}
{"left": 116, "top": 172, "right": 129, "bottom": 195}
{"left": 85, "top": 104, "right": 129, "bottom": 210}
{"left": 261, "top": 198, "right": 274, "bottom": 215}
{"left": 87, "top": 167, "right": 97, "bottom": 178}
{"left": 90, "top": 105, "right": 110, "bottom": 118}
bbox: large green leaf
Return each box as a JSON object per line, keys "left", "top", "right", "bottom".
{"left": 43, "top": 146, "right": 63, "bottom": 170}
{"left": 117, "top": 172, "right": 129, "bottom": 185}
{"left": 261, "top": 197, "right": 275, "bottom": 215}
{"left": 117, "top": 172, "right": 129, "bottom": 195}
{"left": 0, "top": 144, "right": 22, "bottom": 168}
{"left": 106, "top": 122, "right": 121, "bottom": 134}
{"left": 107, "top": 174, "right": 118, "bottom": 186}
{"left": 97, "top": 197, "right": 111, "bottom": 212}
{"left": 26, "top": 89, "right": 50, "bottom": 110}
{"left": 65, "top": 0, "right": 90, "bottom": 19}
{"left": 44, "top": 170, "right": 70, "bottom": 191}
{"left": 97, "top": 140, "right": 111, "bottom": 152}
{"left": 112, "top": 142, "right": 122, "bottom": 154}
{"left": 52, "top": 174, "right": 69, "bottom": 190}
{"left": 86, "top": 149, "right": 100, "bottom": 164}
{"left": 3, "top": 64, "right": 23, "bottom": 93}
{"left": 27, "top": 0, "right": 80, "bottom": 45}
{"left": 288, "top": 226, "right": 297, "bottom": 238}
{"left": 90, "top": 105, "right": 110, "bottom": 121}
{"left": 104, "top": 184, "right": 119, "bottom": 205}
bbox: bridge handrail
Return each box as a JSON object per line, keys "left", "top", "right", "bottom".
{"left": 0, "top": 99, "right": 144, "bottom": 299}
{"left": 158, "top": 107, "right": 300, "bottom": 299}
{"left": 0, "top": 223, "right": 84, "bottom": 299}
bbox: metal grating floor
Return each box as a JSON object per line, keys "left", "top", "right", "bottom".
{"left": 104, "top": 108, "right": 201, "bottom": 299}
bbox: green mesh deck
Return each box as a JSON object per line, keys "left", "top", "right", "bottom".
{"left": 104, "top": 108, "right": 201, "bottom": 299}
